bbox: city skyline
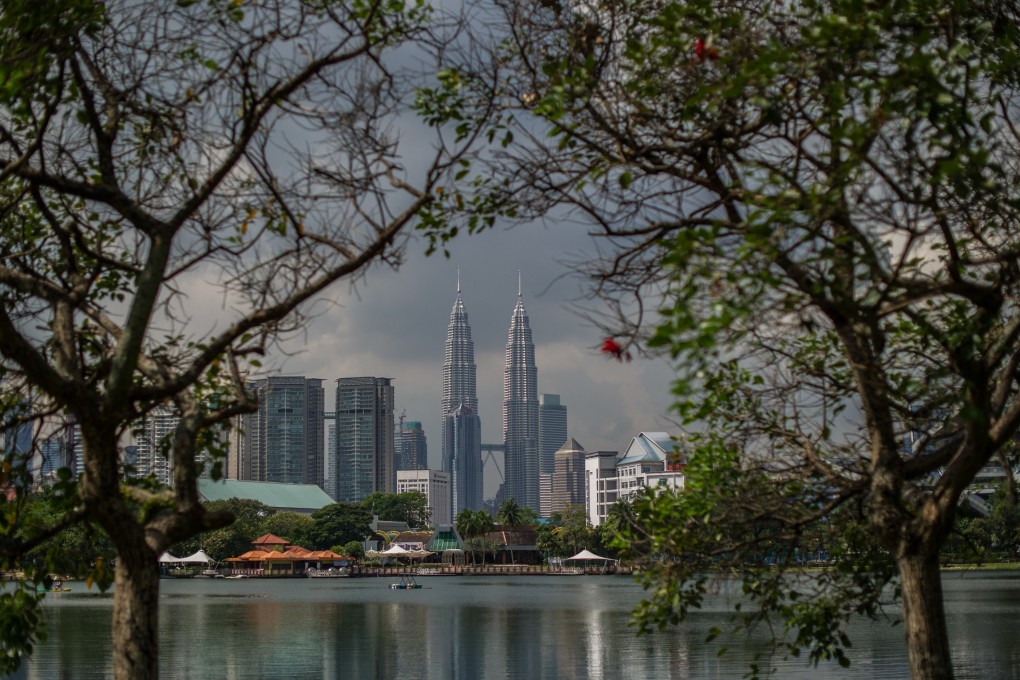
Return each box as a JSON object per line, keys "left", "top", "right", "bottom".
{"left": 177, "top": 223, "right": 679, "bottom": 497}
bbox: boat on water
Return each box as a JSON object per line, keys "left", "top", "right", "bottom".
{"left": 37, "top": 582, "right": 72, "bottom": 593}
{"left": 389, "top": 574, "right": 422, "bottom": 590}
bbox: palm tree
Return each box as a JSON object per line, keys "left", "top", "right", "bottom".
{"left": 455, "top": 509, "right": 493, "bottom": 564}
{"left": 496, "top": 498, "right": 525, "bottom": 527}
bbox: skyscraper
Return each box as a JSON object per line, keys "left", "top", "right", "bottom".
{"left": 134, "top": 405, "right": 181, "bottom": 486}
{"left": 333, "top": 376, "right": 394, "bottom": 502}
{"left": 399, "top": 421, "right": 428, "bottom": 470}
{"left": 503, "top": 274, "right": 541, "bottom": 512}
{"left": 232, "top": 376, "right": 325, "bottom": 487}
{"left": 442, "top": 273, "right": 483, "bottom": 515}
{"left": 539, "top": 393, "right": 567, "bottom": 474}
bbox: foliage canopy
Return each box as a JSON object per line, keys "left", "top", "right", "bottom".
{"left": 417, "top": 0, "right": 1020, "bottom": 677}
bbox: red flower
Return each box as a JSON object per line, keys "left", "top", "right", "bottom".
{"left": 694, "top": 37, "right": 719, "bottom": 62}
{"left": 601, "top": 338, "right": 632, "bottom": 362}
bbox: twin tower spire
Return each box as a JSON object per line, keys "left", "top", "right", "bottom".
{"left": 441, "top": 270, "right": 540, "bottom": 516}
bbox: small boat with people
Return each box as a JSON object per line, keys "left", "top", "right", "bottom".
{"left": 389, "top": 574, "right": 422, "bottom": 590}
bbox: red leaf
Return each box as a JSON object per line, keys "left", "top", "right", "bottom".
{"left": 601, "top": 337, "right": 625, "bottom": 361}
{"left": 694, "top": 37, "right": 719, "bottom": 61}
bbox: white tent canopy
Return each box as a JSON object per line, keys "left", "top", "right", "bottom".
{"left": 366, "top": 544, "right": 432, "bottom": 559}
{"left": 177, "top": 550, "right": 215, "bottom": 564}
{"left": 565, "top": 549, "right": 614, "bottom": 562}
{"left": 158, "top": 552, "right": 180, "bottom": 563}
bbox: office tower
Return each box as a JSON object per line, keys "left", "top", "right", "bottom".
{"left": 539, "top": 394, "right": 567, "bottom": 474}
{"left": 399, "top": 421, "right": 428, "bottom": 470}
{"left": 37, "top": 435, "right": 66, "bottom": 481}
{"left": 66, "top": 418, "right": 84, "bottom": 478}
{"left": 233, "top": 377, "right": 325, "bottom": 487}
{"left": 2, "top": 405, "right": 32, "bottom": 459}
{"left": 333, "top": 377, "right": 394, "bottom": 502}
{"left": 442, "top": 274, "right": 483, "bottom": 514}
{"left": 503, "top": 274, "right": 541, "bottom": 512}
{"left": 550, "top": 438, "right": 586, "bottom": 516}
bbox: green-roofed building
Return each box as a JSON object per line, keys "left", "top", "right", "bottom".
{"left": 198, "top": 479, "right": 334, "bottom": 515}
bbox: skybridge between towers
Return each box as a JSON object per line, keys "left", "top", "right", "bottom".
{"left": 481, "top": 443, "right": 505, "bottom": 482}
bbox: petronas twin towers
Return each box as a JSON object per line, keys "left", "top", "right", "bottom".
{"left": 441, "top": 276, "right": 483, "bottom": 515}
{"left": 442, "top": 272, "right": 540, "bottom": 517}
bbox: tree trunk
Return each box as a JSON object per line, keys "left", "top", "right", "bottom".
{"left": 898, "top": 551, "right": 954, "bottom": 680}
{"left": 111, "top": 540, "right": 160, "bottom": 680}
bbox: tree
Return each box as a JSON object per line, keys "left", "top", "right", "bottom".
{"left": 462, "top": 536, "right": 498, "bottom": 565}
{"left": 554, "top": 504, "right": 593, "bottom": 556}
{"left": 361, "top": 491, "right": 432, "bottom": 529}
{"left": 307, "top": 503, "right": 373, "bottom": 551}
{"left": 495, "top": 498, "right": 525, "bottom": 526}
{"left": 258, "top": 512, "right": 314, "bottom": 549}
{"left": 339, "top": 540, "right": 365, "bottom": 561}
{"left": 418, "top": 0, "right": 1020, "bottom": 677}
{"left": 455, "top": 507, "right": 493, "bottom": 538}
{"left": 170, "top": 498, "right": 275, "bottom": 561}
{"left": 16, "top": 487, "right": 115, "bottom": 576}
{"left": 0, "top": 1, "right": 476, "bottom": 677}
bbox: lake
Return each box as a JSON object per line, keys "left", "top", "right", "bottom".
{"left": 6, "top": 571, "right": 1020, "bottom": 679}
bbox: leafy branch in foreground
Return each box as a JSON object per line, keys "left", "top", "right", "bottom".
{"left": 417, "top": 0, "right": 1020, "bottom": 677}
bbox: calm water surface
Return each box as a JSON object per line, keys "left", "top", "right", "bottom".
{"left": 7, "top": 571, "right": 1020, "bottom": 679}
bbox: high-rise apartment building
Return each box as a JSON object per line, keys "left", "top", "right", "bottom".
{"left": 539, "top": 394, "right": 567, "bottom": 475}
{"left": 503, "top": 276, "right": 541, "bottom": 512}
{"left": 442, "top": 275, "right": 483, "bottom": 515}
{"left": 399, "top": 421, "right": 428, "bottom": 470}
{"left": 134, "top": 405, "right": 181, "bottom": 486}
{"left": 231, "top": 377, "right": 325, "bottom": 488}
{"left": 333, "top": 377, "right": 394, "bottom": 502}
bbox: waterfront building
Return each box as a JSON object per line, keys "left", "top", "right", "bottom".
{"left": 399, "top": 421, "right": 428, "bottom": 470}
{"left": 396, "top": 468, "right": 452, "bottom": 527}
{"left": 550, "top": 438, "right": 587, "bottom": 516}
{"left": 584, "top": 449, "right": 621, "bottom": 527}
{"left": 502, "top": 275, "right": 541, "bottom": 512}
{"left": 538, "top": 394, "right": 567, "bottom": 475}
{"left": 585, "top": 432, "right": 686, "bottom": 526}
{"left": 333, "top": 377, "right": 395, "bottom": 502}
{"left": 441, "top": 274, "right": 483, "bottom": 515}
{"left": 232, "top": 377, "right": 325, "bottom": 488}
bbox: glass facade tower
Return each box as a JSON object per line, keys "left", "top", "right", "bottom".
{"left": 442, "top": 275, "right": 483, "bottom": 514}
{"left": 503, "top": 277, "right": 541, "bottom": 512}
{"left": 333, "top": 377, "right": 394, "bottom": 502}
{"left": 233, "top": 376, "right": 325, "bottom": 488}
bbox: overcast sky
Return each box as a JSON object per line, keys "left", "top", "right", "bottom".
{"left": 236, "top": 217, "right": 679, "bottom": 497}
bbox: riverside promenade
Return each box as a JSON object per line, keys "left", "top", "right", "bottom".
{"left": 351, "top": 563, "right": 634, "bottom": 577}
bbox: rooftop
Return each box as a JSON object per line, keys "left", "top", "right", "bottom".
{"left": 198, "top": 479, "right": 334, "bottom": 513}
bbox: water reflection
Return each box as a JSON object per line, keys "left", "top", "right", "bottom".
{"left": 6, "top": 573, "right": 1020, "bottom": 679}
